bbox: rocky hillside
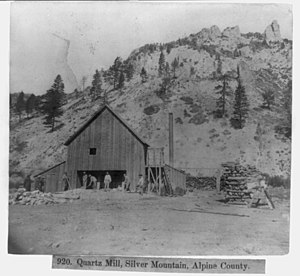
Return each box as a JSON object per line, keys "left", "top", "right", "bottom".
{"left": 9, "top": 20, "right": 292, "bottom": 184}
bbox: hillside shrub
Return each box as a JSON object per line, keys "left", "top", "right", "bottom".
{"left": 249, "top": 40, "right": 269, "bottom": 52}
{"left": 15, "top": 140, "right": 28, "bottom": 153}
{"left": 183, "top": 109, "right": 191, "bottom": 118}
{"left": 175, "top": 117, "right": 183, "bottom": 124}
{"left": 180, "top": 96, "right": 194, "bottom": 104}
{"left": 188, "top": 112, "right": 207, "bottom": 125}
{"left": 143, "top": 105, "right": 160, "bottom": 115}
{"left": 199, "top": 44, "right": 218, "bottom": 57}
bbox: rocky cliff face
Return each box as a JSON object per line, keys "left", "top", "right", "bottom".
{"left": 9, "top": 21, "right": 292, "bottom": 183}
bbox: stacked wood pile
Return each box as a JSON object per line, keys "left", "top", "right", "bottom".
{"left": 9, "top": 188, "right": 80, "bottom": 206}
{"left": 221, "top": 162, "right": 261, "bottom": 205}
{"left": 186, "top": 175, "right": 216, "bottom": 191}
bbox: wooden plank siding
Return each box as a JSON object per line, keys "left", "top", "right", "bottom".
{"left": 66, "top": 108, "right": 147, "bottom": 191}
{"left": 34, "top": 162, "right": 66, "bottom": 193}
{"left": 164, "top": 164, "right": 186, "bottom": 193}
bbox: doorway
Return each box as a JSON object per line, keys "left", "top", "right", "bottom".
{"left": 77, "top": 170, "right": 126, "bottom": 189}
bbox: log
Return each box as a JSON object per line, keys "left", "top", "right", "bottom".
{"left": 225, "top": 189, "right": 247, "bottom": 193}
{"left": 225, "top": 181, "right": 246, "bottom": 185}
{"left": 227, "top": 177, "right": 247, "bottom": 180}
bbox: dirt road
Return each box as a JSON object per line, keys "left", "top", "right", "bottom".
{"left": 8, "top": 188, "right": 289, "bottom": 255}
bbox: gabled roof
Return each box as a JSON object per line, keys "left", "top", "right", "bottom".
{"left": 64, "top": 104, "right": 149, "bottom": 147}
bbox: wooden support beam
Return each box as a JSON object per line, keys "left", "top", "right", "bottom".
{"left": 169, "top": 113, "right": 174, "bottom": 167}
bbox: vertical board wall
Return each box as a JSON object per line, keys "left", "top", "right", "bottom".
{"left": 66, "top": 108, "right": 146, "bottom": 190}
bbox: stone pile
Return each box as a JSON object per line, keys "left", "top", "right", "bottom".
{"left": 9, "top": 188, "right": 80, "bottom": 206}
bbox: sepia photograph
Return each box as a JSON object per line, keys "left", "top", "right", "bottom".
{"left": 8, "top": 1, "right": 292, "bottom": 257}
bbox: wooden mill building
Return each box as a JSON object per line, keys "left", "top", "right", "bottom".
{"left": 35, "top": 104, "right": 186, "bottom": 194}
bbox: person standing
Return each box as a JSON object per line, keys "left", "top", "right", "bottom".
{"left": 104, "top": 172, "right": 112, "bottom": 191}
{"left": 122, "top": 173, "right": 130, "bottom": 192}
{"left": 215, "top": 167, "right": 224, "bottom": 193}
{"left": 137, "top": 174, "right": 144, "bottom": 196}
{"left": 62, "top": 172, "right": 70, "bottom": 191}
{"left": 86, "top": 174, "right": 92, "bottom": 189}
{"left": 82, "top": 172, "right": 87, "bottom": 188}
{"left": 24, "top": 174, "right": 32, "bottom": 192}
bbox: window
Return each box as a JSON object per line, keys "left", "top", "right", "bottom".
{"left": 89, "top": 148, "right": 96, "bottom": 155}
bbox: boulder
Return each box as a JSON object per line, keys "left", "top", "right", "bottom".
{"left": 209, "top": 25, "right": 221, "bottom": 40}
{"left": 264, "top": 20, "right": 282, "bottom": 44}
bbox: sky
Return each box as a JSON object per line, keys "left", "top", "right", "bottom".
{"left": 10, "top": 2, "right": 292, "bottom": 95}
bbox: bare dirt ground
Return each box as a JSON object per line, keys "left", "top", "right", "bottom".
{"left": 8, "top": 188, "right": 290, "bottom": 256}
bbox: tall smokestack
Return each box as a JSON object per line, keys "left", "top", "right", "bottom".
{"left": 169, "top": 112, "right": 174, "bottom": 167}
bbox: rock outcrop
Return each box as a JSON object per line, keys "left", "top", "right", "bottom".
{"left": 209, "top": 25, "right": 222, "bottom": 40}
{"left": 264, "top": 20, "right": 282, "bottom": 44}
{"left": 222, "top": 26, "right": 241, "bottom": 39}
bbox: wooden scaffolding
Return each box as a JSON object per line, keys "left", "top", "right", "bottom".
{"left": 146, "top": 148, "right": 186, "bottom": 195}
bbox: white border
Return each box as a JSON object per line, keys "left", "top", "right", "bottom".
{"left": 1, "top": 1, "right": 299, "bottom": 276}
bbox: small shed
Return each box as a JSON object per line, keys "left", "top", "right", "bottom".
{"left": 34, "top": 161, "right": 66, "bottom": 193}
{"left": 164, "top": 164, "right": 186, "bottom": 195}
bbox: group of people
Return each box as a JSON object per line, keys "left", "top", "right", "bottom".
{"left": 21, "top": 171, "right": 146, "bottom": 194}
{"left": 82, "top": 171, "right": 112, "bottom": 191}
{"left": 80, "top": 171, "right": 145, "bottom": 195}
{"left": 122, "top": 173, "right": 145, "bottom": 195}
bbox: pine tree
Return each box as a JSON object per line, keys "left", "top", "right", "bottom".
{"left": 81, "top": 76, "right": 88, "bottom": 91}
{"left": 171, "top": 57, "right": 179, "bottom": 78}
{"left": 118, "top": 71, "right": 125, "bottom": 89}
{"left": 42, "top": 75, "right": 65, "bottom": 132}
{"left": 165, "top": 62, "right": 171, "bottom": 78}
{"left": 15, "top": 91, "right": 25, "bottom": 121}
{"left": 140, "top": 67, "right": 148, "bottom": 83}
{"left": 112, "top": 57, "right": 122, "bottom": 89}
{"left": 25, "top": 94, "right": 37, "bottom": 118}
{"left": 261, "top": 89, "right": 275, "bottom": 110}
{"left": 230, "top": 77, "right": 249, "bottom": 129}
{"left": 35, "top": 95, "right": 43, "bottom": 113}
{"left": 90, "top": 69, "right": 103, "bottom": 100}
{"left": 157, "top": 76, "right": 171, "bottom": 98}
{"left": 166, "top": 44, "right": 172, "bottom": 54}
{"left": 214, "top": 74, "right": 231, "bottom": 118}
{"left": 103, "top": 67, "right": 114, "bottom": 86}
{"left": 158, "top": 51, "right": 166, "bottom": 77}
{"left": 125, "top": 62, "right": 134, "bottom": 81}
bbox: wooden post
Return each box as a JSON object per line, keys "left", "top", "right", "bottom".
{"left": 169, "top": 113, "right": 174, "bottom": 167}
{"left": 159, "top": 149, "right": 162, "bottom": 195}
{"left": 147, "top": 150, "right": 150, "bottom": 193}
